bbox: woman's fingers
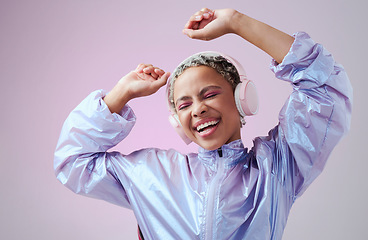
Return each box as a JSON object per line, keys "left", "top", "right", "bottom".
{"left": 154, "top": 68, "right": 165, "bottom": 77}
{"left": 183, "top": 8, "right": 237, "bottom": 41}
{"left": 184, "top": 8, "right": 214, "bottom": 30}
{"left": 142, "top": 65, "right": 157, "bottom": 78}
{"left": 182, "top": 8, "right": 218, "bottom": 40}
{"left": 151, "top": 71, "right": 170, "bottom": 90}
{"left": 135, "top": 63, "right": 145, "bottom": 72}
{"left": 186, "top": 9, "right": 213, "bottom": 29}
{"left": 135, "top": 64, "right": 166, "bottom": 80}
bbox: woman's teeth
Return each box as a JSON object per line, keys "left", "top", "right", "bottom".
{"left": 196, "top": 120, "right": 219, "bottom": 132}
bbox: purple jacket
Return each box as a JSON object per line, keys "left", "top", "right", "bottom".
{"left": 54, "top": 32, "right": 352, "bottom": 240}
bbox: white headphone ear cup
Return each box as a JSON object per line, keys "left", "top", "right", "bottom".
{"left": 234, "top": 80, "right": 259, "bottom": 116}
{"left": 168, "top": 114, "right": 192, "bottom": 145}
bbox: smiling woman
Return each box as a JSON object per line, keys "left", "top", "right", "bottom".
{"left": 54, "top": 7, "right": 353, "bottom": 240}
{"left": 173, "top": 65, "right": 241, "bottom": 150}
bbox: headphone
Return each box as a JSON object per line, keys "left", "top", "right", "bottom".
{"left": 167, "top": 51, "right": 259, "bottom": 145}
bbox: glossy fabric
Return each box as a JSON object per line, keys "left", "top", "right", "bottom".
{"left": 54, "top": 32, "right": 353, "bottom": 240}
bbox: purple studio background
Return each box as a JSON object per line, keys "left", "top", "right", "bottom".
{"left": 1, "top": 0, "right": 366, "bottom": 239}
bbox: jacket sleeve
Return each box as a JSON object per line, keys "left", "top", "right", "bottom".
{"left": 269, "top": 32, "right": 353, "bottom": 198}
{"left": 54, "top": 90, "right": 137, "bottom": 208}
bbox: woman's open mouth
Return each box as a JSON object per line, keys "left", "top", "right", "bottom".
{"left": 195, "top": 120, "right": 220, "bottom": 136}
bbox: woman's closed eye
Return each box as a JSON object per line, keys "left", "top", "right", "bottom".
{"left": 177, "top": 102, "right": 192, "bottom": 111}
{"left": 204, "top": 91, "right": 220, "bottom": 99}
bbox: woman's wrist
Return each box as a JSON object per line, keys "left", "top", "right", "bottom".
{"left": 103, "top": 83, "right": 131, "bottom": 114}
{"left": 232, "top": 11, "right": 261, "bottom": 38}
{"left": 229, "top": 10, "right": 249, "bottom": 35}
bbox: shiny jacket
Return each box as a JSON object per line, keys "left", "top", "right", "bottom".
{"left": 54, "top": 32, "right": 353, "bottom": 240}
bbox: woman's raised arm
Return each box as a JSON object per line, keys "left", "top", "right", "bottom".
{"left": 183, "top": 8, "right": 294, "bottom": 64}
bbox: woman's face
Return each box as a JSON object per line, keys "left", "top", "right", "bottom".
{"left": 173, "top": 66, "right": 241, "bottom": 150}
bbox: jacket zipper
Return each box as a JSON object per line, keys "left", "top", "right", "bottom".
{"left": 204, "top": 148, "right": 225, "bottom": 240}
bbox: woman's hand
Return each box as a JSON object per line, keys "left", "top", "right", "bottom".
{"left": 184, "top": 7, "right": 294, "bottom": 64}
{"left": 123, "top": 63, "right": 170, "bottom": 99}
{"left": 182, "top": 8, "right": 238, "bottom": 41}
{"left": 104, "top": 64, "right": 170, "bottom": 113}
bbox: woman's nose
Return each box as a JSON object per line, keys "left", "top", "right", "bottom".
{"left": 192, "top": 102, "right": 208, "bottom": 117}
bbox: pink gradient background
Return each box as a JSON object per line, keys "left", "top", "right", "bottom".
{"left": 1, "top": 0, "right": 366, "bottom": 239}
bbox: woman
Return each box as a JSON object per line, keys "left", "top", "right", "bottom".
{"left": 54, "top": 8, "right": 352, "bottom": 239}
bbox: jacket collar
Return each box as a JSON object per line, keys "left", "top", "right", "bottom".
{"left": 198, "top": 139, "right": 248, "bottom": 168}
